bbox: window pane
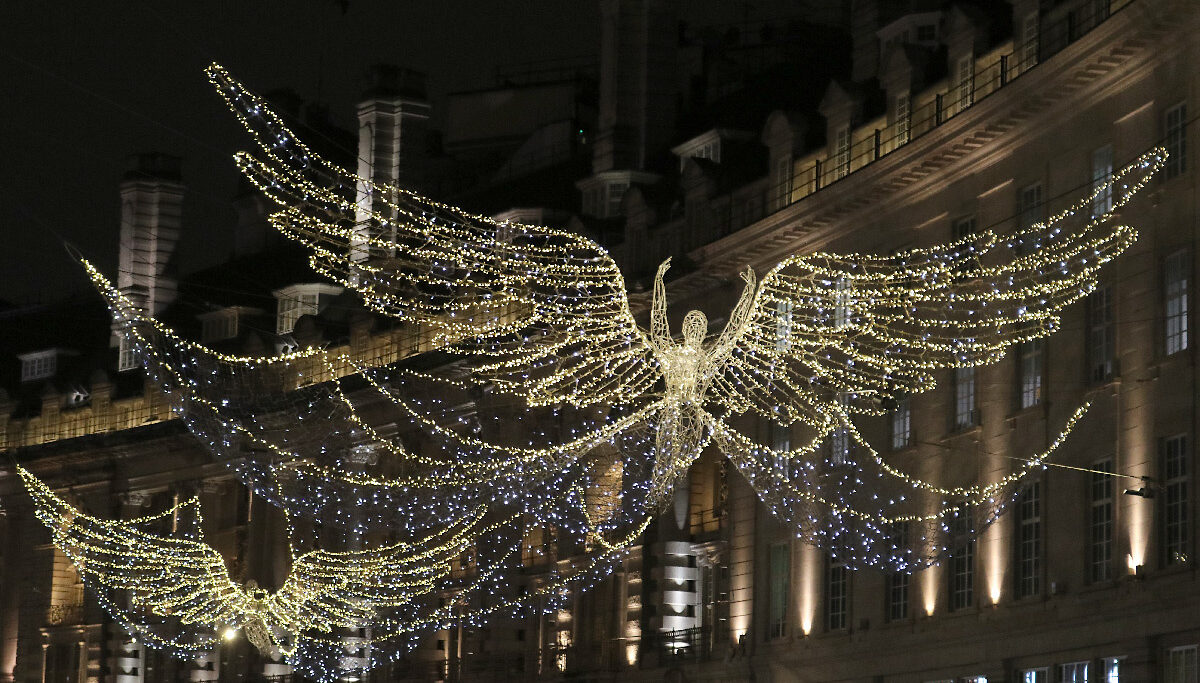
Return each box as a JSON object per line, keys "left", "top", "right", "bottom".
{"left": 1166, "top": 250, "right": 1190, "bottom": 355}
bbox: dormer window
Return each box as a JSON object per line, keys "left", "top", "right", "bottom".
{"left": 671, "top": 129, "right": 753, "bottom": 172}
{"left": 273, "top": 284, "right": 343, "bottom": 335}
{"left": 575, "top": 170, "right": 658, "bottom": 219}
{"left": 19, "top": 349, "right": 58, "bottom": 382}
{"left": 877, "top": 11, "right": 943, "bottom": 50}
{"left": 198, "top": 306, "right": 258, "bottom": 343}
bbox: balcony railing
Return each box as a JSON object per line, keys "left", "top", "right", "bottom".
{"left": 710, "top": 0, "right": 1130, "bottom": 239}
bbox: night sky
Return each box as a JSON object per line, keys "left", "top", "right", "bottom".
{"left": 0, "top": 1, "right": 600, "bottom": 306}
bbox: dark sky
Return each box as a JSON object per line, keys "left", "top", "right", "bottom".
{"left": 0, "top": 1, "right": 600, "bottom": 305}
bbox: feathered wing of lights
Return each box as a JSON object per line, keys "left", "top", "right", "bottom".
{"left": 21, "top": 465, "right": 652, "bottom": 681}
{"left": 190, "top": 63, "right": 1167, "bottom": 557}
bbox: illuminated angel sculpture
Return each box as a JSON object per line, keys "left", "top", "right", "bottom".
{"left": 19, "top": 466, "right": 482, "bottom": 654}
{"left": 86, "top": 65, "right": 1166, "bottom": 572}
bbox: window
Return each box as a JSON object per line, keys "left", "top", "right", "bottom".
{"left": 118, "top": 335, "right": 138, "bottom": 372}
{"left": 886, "top": 524, "right": 909, "bottom": 621}
{"left": 1016, "top": 482, "right": 1041, "bottom": 598}
{"left": 200, "top": 310, "right": 239, "bottom": 343}
{"left": 1020, "top": 668, "right": 1047, "bottom": 683}
{"left": 891, "top": 398, "right": 911, "bottom": 450}
{"left": 1019, "top": 12, "right": 1039, "bottom": 73}
{"left": 833, "top": 277, "right": 851, "bottom": 329}
{"left": 1163, "top": 434, "right": 1189, "bottom": 565}
{"left": 953, "top": 367, "right": 977, "bottom": 429}
{"left": 949, "top": 513, "right": 975, "bottom": 610}
{"left": 1018, "top": 182, "right": 1044, "bottom": 235}
{"left": 887, "top": 570, "right": 908, "bottom": 621}
{"left": 277, "top": 292, "right": 319, "bottom": 334}
{"left": 772, "top": 422, "right": 791, "bottom": 480}
{"left": 956, "top": 55, "right": 974, "bottom": 114}
{"left": 1092, "top": 144, "right": 1114, "bottom": 217}
{"left": 952, "top": 216, "right": 976, "bottom": 241}
{"left": 768, "top": 543, "right": 789, "bottom": 639}
{"left": 1166, "top": 250, "right": 1190, "bottom": 355}
{"left": 606, "top": 181, "right": 629, "bottom": 217}
{"left": 19, "top": 350, "right": 56, "bottom": 382}
{"left": 1101, "top": 657, "right": 1121, "bottom": 683}
{"left": 916, "top": 23, "right": 936, "bottom": 42}
{"left": 1167, "top": 645, "right": 1197, "bottom": 683}
{"left": 1088, "top": 285, "right": 1116, "bottom": 383}
{"left": 1018, "top": 339, "right": 1043, "bottom": 409}
{"left": 894, "top": 93, "right": 911, "bottom": 145}
{"left": 1060, "top": 663, "right": 1088, "bottom": 683}
{"left": 772, "top": 156, "right": 792, "bottom": 210}
{"left": 830, "top": 395, "right": 851, "bottom": 466}
{"left": 776, "top": 299, "right": 793, "bottom": 352}
{"left": 826, "top": 556, "right": 848, "bottom": 630}
{"left": 1091, "top": 459, "right": 1114, "bottom": 582}
{"left": 833, "top": 125, "right": 851, "bottom": 180}
{"left": 1165, "top": 102, "right": 1187, "bottom": 179}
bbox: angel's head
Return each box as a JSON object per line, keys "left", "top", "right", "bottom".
{"left": 682, "top": 310, "right": 707, "bottom": 348}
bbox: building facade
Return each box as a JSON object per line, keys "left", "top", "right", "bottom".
{"left": 4, "top": 0, "right": 1200, "bottom": 681}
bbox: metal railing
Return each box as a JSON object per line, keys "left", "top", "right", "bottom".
{"left": 707, "top": 0, "right": 1129, "bottom": 240}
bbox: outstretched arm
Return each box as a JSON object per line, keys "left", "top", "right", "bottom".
{"left": 649, "top": 258, "right": 673, "bottom": 350}
{"left": 707, "top": 267, "right": 758, "bottom": 364}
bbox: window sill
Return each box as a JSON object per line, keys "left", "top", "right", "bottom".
{"left": 941, "top": 424, "right": 981, "bottom": 443}
{"left": 1006, "top": 402, "right": 1048, "bottom": 424}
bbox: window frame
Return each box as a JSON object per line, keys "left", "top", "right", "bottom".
{"left": 953, "top": 366, "right": 978, "bottom": 430}
{"left": 1162, "top": 434, "right": 1190, "bottom": 567}
{"left": 1016, "top": 482, "right": 1042, "bottom": 598}
{"left": 1165, "top": 101, "right": 1188, "bottom": 180}
{"left": 1087, "top": 285, "right": 1116, "bottom": 383}
{"left": 1090, "top": 459, "right": 1115, "bottom": 582}
{"left": 1165, "top": 249, "right": 1190, "bottom": 356}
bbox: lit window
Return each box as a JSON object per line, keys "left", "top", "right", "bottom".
{"left": 893, "top": 93, "right": 911, "bottom": 146}
{"left": 1088, "top": 285, "right": 1115, "bottom": 383}
{"left": 1165, "top": 250, "right": 1189, "bottom": 355}
{"left": 833, "top": 125, "right": 851, "bottom": 180}
{"left": 1016, "top": 482, "right": 1041, "bottom": 598}
{"left": 1165, "top": 102, "right": 1187, "bottom": 179}
{"left": 19, "top": 350, "right": 57, "bottom": 382}
{"left": 1101, "top": 657, "right": 1121, "bottom": 683}
{"left": 775, "top": 299, "right": 793, "bottom": 352}
{"left": 954, "top": 367, "right": 977, "bottom": 429}
{"left": 956, "top": 55, "right": 974, "bottom": 114}
{"left": 826, "top": 555, "right": 848, "bottom": 630}
{"left": 1020, "top": 667, "right": 1047, "bottom": 683}
{"left": 833, "top": 277, "right": 850, "bottom": 329}
{"left": 1091, "top": 459, "right": 1114, "bottom": 582}
{"left": 1167, "top": 645, "right": 1197, "bottom": 683}
{"left": 1061, "top": 661, "right": 1088, "bottom": 683}
{"left": 768, "top": 543, "right": 789, "bottom": 639}
{"left": 1018, "top": 339, "right": 1043, "bottom": 409}
{"left": 949, "top": 513, "right": 974, "bottom": 610}
{"left": 1092, "top": 144, "right": 1113, "bottom": 217}
{"left": 1163, "top": 434, "right": 1189, "bottom": 566}
{"left": 891, "top": 398, "right": 911, "bottom": 450}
